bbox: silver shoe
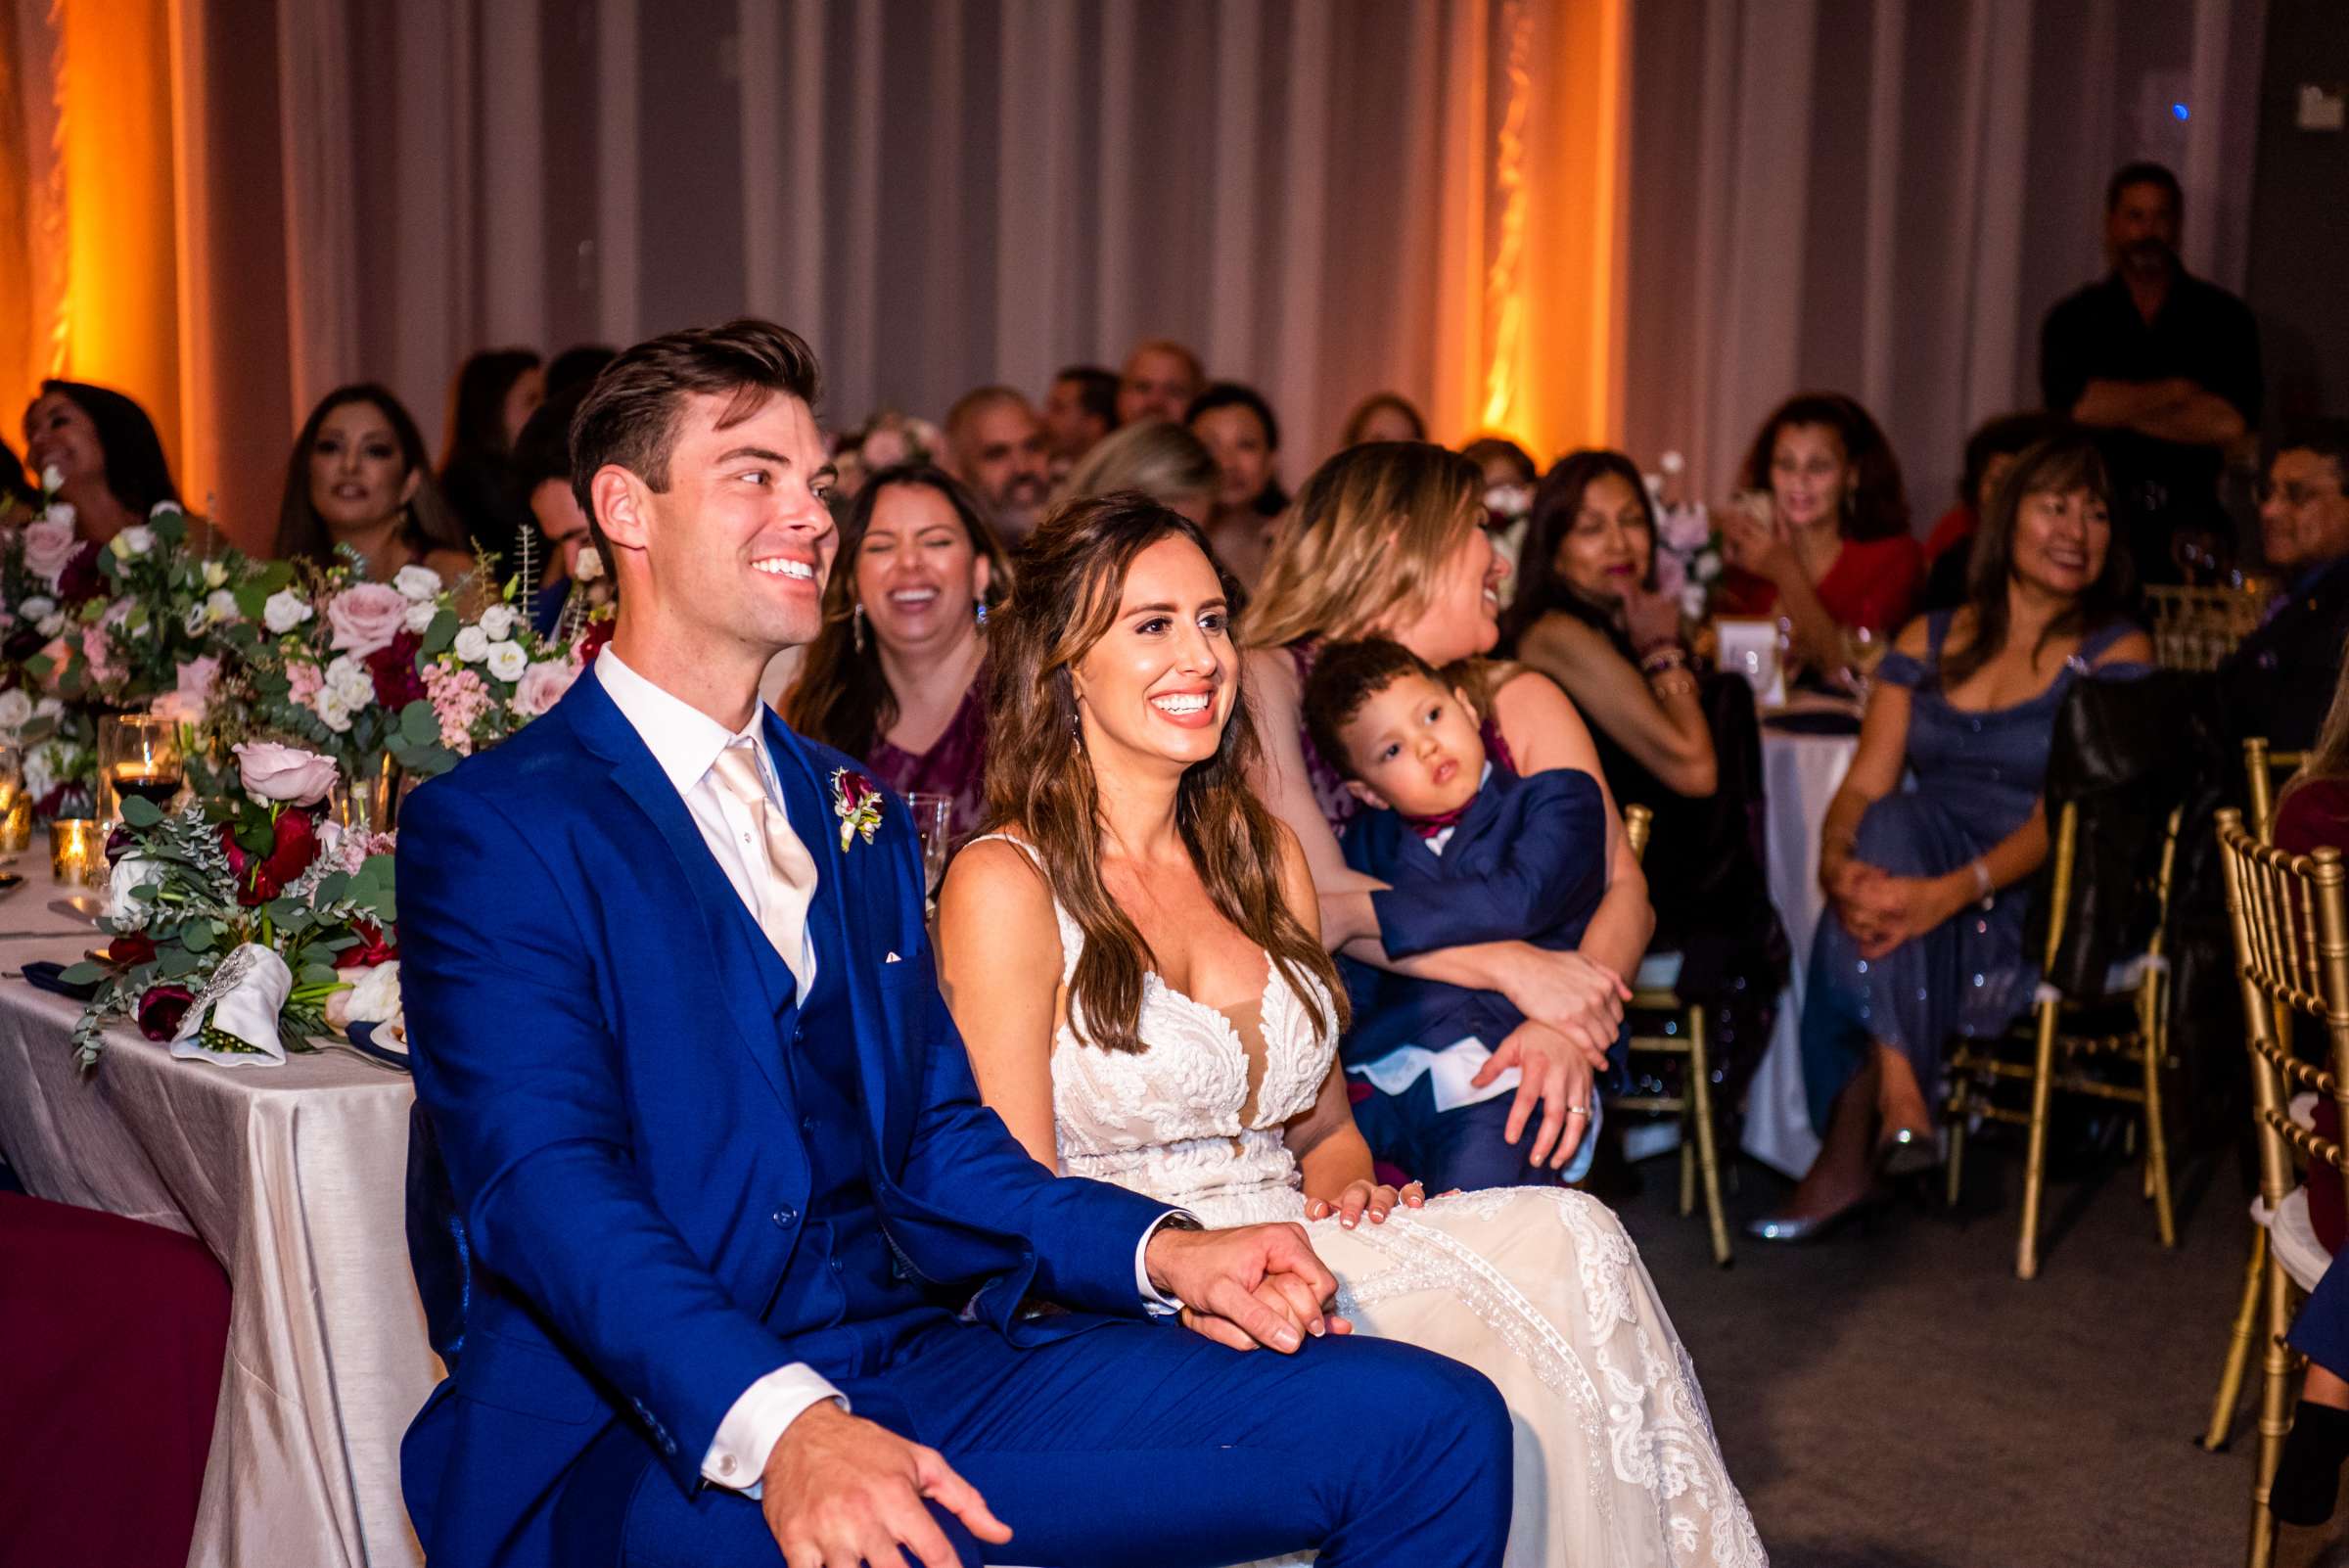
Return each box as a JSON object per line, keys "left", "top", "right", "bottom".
{"left": 1875, "top": 1126, "right": 1939, "bottom": 1180}
{"left": 1744, "top": 1201, "right": 1875, "bottom": 1243}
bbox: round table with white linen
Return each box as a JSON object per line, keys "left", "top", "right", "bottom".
{"left": 1738, "top": 726, "right": 1861, "bottom": 1178}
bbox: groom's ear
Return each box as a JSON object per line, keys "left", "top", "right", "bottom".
{"left": 591, "top": 465, "right": 653, "bottom": 557}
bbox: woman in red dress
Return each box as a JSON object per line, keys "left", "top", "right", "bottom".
{"left": 1715, "top": 392, "right": 1922, "bottom": 674}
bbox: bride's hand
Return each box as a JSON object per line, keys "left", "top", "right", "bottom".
{"left": 1307, "top": 1178, "right": 1426, "bottom": 1229}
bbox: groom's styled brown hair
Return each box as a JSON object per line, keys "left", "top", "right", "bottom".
{"left": 566, "top": 318, "right": 824, "bottom": 580}
{"left": 983, "top": 491, "right": 1344, "bottom": 1055}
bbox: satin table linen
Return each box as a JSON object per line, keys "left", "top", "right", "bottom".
{"left": 1737, "top": 728, "right": 1860, "bottom": 1179}
{"left": 0, "top": 864, "right": 437, "bottom": 1568}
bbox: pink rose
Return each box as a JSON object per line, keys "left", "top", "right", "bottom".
{"left": 512, "top": 659, "right": 578, "bottom": 717}
{"left": 1658, "top": 505, "right": 1713, "bottom": 554}
{"left": 151, "top": 655, "right": 220, "bottom": 724}
{"left": 327, "top": 582, "right": 412, "bottom": 658}
{"left": 233, "top": 741, "right": 339, "bottom": 807}
{"left": 20, "top": 516, "right": 79, "bottom": 581}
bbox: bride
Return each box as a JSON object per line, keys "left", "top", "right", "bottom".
{"left": 936, "top": 495, "right": 1764, "bottom": 1567}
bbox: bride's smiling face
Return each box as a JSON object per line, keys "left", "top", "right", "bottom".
{"left": 1070, "top": 533, "right": 1237, "bottom": 774}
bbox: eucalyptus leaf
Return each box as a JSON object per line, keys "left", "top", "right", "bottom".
{"left": 118, "top": 794, "right": 164, "bottom": 829}
{"left": 419, "top": 610, "right": 459, "bottom": 658}
{"left": 56, "top": 960, "right": 106, "bottom": 986}
{"left": 299, "top": 963, "right": 342, "bottom": 988}
{"left": 182, "top": 923, "right": 215, "bottom": 953}
{"left": 399, "top": 699, "right": 442, "bottom": 747}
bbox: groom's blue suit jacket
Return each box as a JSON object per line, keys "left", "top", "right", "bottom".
{"left": 395, "top": 669, "right": 1167, "bottom": 1568}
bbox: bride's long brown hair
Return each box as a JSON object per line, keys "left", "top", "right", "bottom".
{"left": 985, "top": 492, "right": 1345, "bottom": 1054}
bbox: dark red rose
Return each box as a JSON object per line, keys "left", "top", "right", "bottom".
{"left": 335, "top": 921, "right": 398, "bottom": 969}
{"left": 33, "top": 785, "right": 72, "bottom": 818}
{"left": 365, "top": 630, "right": 427, "bottom": 710}
{"left": 575, "top": 620, "right": 615, "bottom": 667}
{"left": 224, "top": 810, "right": 322, "bottom": 903}
{"left": 136, "top": 985, "right": 195, "bottom": 1041}
{"left": 56, "top": 540, "right": 105, "bottom": 603}
{"left": 2, "top": 627, "right": 42, "bottom": 663}
{"left": 109, "top": 932, "right": 157, "bottom": 968}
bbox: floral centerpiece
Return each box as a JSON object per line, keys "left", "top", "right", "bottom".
{"left": 58, "top": 742, "right": 401, "bottom": 1068}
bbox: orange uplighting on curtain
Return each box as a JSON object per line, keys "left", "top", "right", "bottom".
{"left": 53, "top": 0, "right": 185, "bottom": 485}
{"left": 1444, "top": 0, "right": 1628, "bottom": 463}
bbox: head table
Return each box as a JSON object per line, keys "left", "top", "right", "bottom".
{"left": 0, "top": 861, "right": 436, "bottom": 1568}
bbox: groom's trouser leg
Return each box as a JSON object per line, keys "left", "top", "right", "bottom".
{"left": 896, "top": 1319, "right": 1512, "bottom": 1567}
{"left": 607, "top": 1318, "right": 1511, "bottom": 1567}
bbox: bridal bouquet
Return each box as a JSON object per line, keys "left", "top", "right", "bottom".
{"left": 60, "top": 741, "right": 400, "bottom": 1069}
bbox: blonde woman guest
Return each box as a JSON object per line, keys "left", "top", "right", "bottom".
{"left": 1245, "top": 441, "right": 1652, "bottom": 1188}
{"left": 1052, "top": 419, "right": 1219, "bottom": 528}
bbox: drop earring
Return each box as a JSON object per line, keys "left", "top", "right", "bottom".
{"left": 852, "top": 602, "right": 867, "bottom": 654}
{"left": 975, "top": 598, "right": 989, "bottom": 626}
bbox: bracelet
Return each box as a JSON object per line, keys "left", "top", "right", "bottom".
{"left": 1968, "top": 858, "right": 1994, "bottom": 904}
{"left": 1638, "top": 643, "right": 1690, "bottom": 675}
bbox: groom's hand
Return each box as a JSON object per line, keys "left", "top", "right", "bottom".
{"left": 1147, "top": 1222, "right": 1345, "bottom": 1353}
{"left": 760, "top": 1401, "right": 1009, "bottom": 1568}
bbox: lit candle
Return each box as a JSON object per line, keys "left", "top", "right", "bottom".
{"left": 49, "top": 819, "right": 106, "bottom": 888}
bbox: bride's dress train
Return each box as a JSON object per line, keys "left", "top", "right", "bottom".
{"left": 988, "top": 838, "right": 1766, "bottom": 1567}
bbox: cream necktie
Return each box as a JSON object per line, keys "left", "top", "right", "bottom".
{"left": 708, "top": 739, "right": 818, "bottom": 994}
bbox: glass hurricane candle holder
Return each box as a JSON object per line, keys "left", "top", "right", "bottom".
{"left": 49, "top": 818, "right": 106, "bottom": 888}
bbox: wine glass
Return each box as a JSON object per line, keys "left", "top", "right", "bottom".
{"left": 907, "top": 793, "right": 955, "bottom": 897}
{"left": 98, "top": 714, "right": 184, "bottom": 823}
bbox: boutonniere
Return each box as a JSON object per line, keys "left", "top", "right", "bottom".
{"left": 831, "top": 767, "right": 886, "bottom": 852}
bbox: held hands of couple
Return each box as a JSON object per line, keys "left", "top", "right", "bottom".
{"left": 1149, "top": 1220, "right": 1352, "bottom": 1355}
{"left": 1496, "top": 948, "right": 1629, "bottom": 1065}
{"left": 760, "top": 1401, "right": 1009, "bottom": 1568}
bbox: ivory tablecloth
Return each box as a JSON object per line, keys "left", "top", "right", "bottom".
{"left": 0, "top": 870, "right": 437, "bottom": 1568}
{"left": 1738, "top": 728, "right": 1862, "bottom": 1178}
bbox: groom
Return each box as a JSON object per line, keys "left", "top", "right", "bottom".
{"left": 396, "top": 319, "right": 1510, "bottom": 1568}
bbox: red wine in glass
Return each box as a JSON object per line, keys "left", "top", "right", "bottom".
{"left": 112, "top": 765, "right": 183, "bottom": 809}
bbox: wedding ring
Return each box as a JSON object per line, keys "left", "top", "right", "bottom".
{"left": 1564, "top": 1105, "right": 1591, "bottom": 1117}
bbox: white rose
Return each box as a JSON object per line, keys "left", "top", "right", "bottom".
{"left": 45, "top": 502, "right": 74, "bottom": 531}
{"left": 182, "top": 604, "right": 207, "bottom": 637}
{"left": 23, "top": 745, "right": 56, "bottom": 804}
{"left": 39, "top": 463, "right": 63, "bottom": 493}
{"left": 393, "top": 565, "right": 443, "bottom": 603}
{"left": 477, "top": 604, "right": 518, "bottom": 641}
{"left": 452, "top": 624, "right": 490, "bottom": 664}
{"left": 35, "top": 614, "right": 64, "bottom": 639}
{"left": 0, "top": 689, "right": 31, "bottom": 732}
{"left": 313, "top": 684, "right": 356, "bottom": 733}
{"left": 571, "top": 547, "right": 604, "bottom": 583}
{"left": 110, "top": 525, "right": 156, "bottom": 558}
{"left": 205, "top": 588, "right": 240, "bottom": 623}
{"left": 149, "top": 500, "right": 183, "bottom": 521}
{"left": 32, "top": 696, "right": 62, "bottom": 719}
{"left": 325, "top": 653, "right": 373, "bottom": 699}
{"left": 484, "top": 639, "right": 529, "bottom": 683}
{"left": 263, "top": 589, "right": 313, "bottom": 634}
{"left": 1693, "top": 553, "right": 1722, "bottom": 584}
{"left": 202, "top": 560, "right": 229, "bottom": 589}
{"left": 344, "top": 961, "right": 403, "bottom": 1027}
{"left": 105, "top": 853, "right": 165, "bottom": 926}
{"left": 20, "top": 596, "right": 54, "bottom": 622}
{"left": 403, "top": 600, "right": 438, "bottom": 634}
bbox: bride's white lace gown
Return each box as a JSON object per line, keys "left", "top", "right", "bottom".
{"left": 989, "top": 840, "right": 1766, "bottom": 1568}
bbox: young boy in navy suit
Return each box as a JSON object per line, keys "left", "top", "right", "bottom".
{"left": 1304, "top": 638, "right": 1623, "bottom": 1191}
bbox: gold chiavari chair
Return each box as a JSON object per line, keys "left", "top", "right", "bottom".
{"left": 1942, "top": 800, "right": 2182, "bottom": 1278}
{"left": 2212, "top": 810, "right": 2349, "bottom": 1568}
{"left": 2143, "top": 584, "right": 2268, "bottom": 672}
{"left": 1617, "top": 805, "right": 1733, "bottom": 1267}
{"left": 2201, "top": 742, "right": 2318, "bottom": 1454}
{"left": 2246, "top": 738, "right": 2311, "bottom": 846}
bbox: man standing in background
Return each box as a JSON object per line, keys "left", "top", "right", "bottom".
{"left": 2040, "top": 161, "right": 2261, "bottom": 584}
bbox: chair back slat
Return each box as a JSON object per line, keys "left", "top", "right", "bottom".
{"left": 2217, "top": 809, "right": 2349, "bottom": 1202}
{"left": 2243, "top": 738, "right": 2311, "bottom": 845}
{"left": 2145, "top": 583, "right": 2265, "bottom": 671}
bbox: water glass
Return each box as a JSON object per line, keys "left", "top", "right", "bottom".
{"left": 907, "top": 793, "right": 955, "bottom": 896}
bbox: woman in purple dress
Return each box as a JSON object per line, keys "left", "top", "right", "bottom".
{"left": 782, "top": 463, "right": 1009, "bottom": 839}
{"left": 1755, "top": 430, "right": 2151, "bottom": 1241}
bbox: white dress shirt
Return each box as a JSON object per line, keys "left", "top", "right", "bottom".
{"left": 593, "top": 651, "right": 1181, "bottom": 1496}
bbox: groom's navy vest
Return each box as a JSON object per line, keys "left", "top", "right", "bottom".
{"left": 734, "top": 881, "right": 944, "bottom": 1377}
